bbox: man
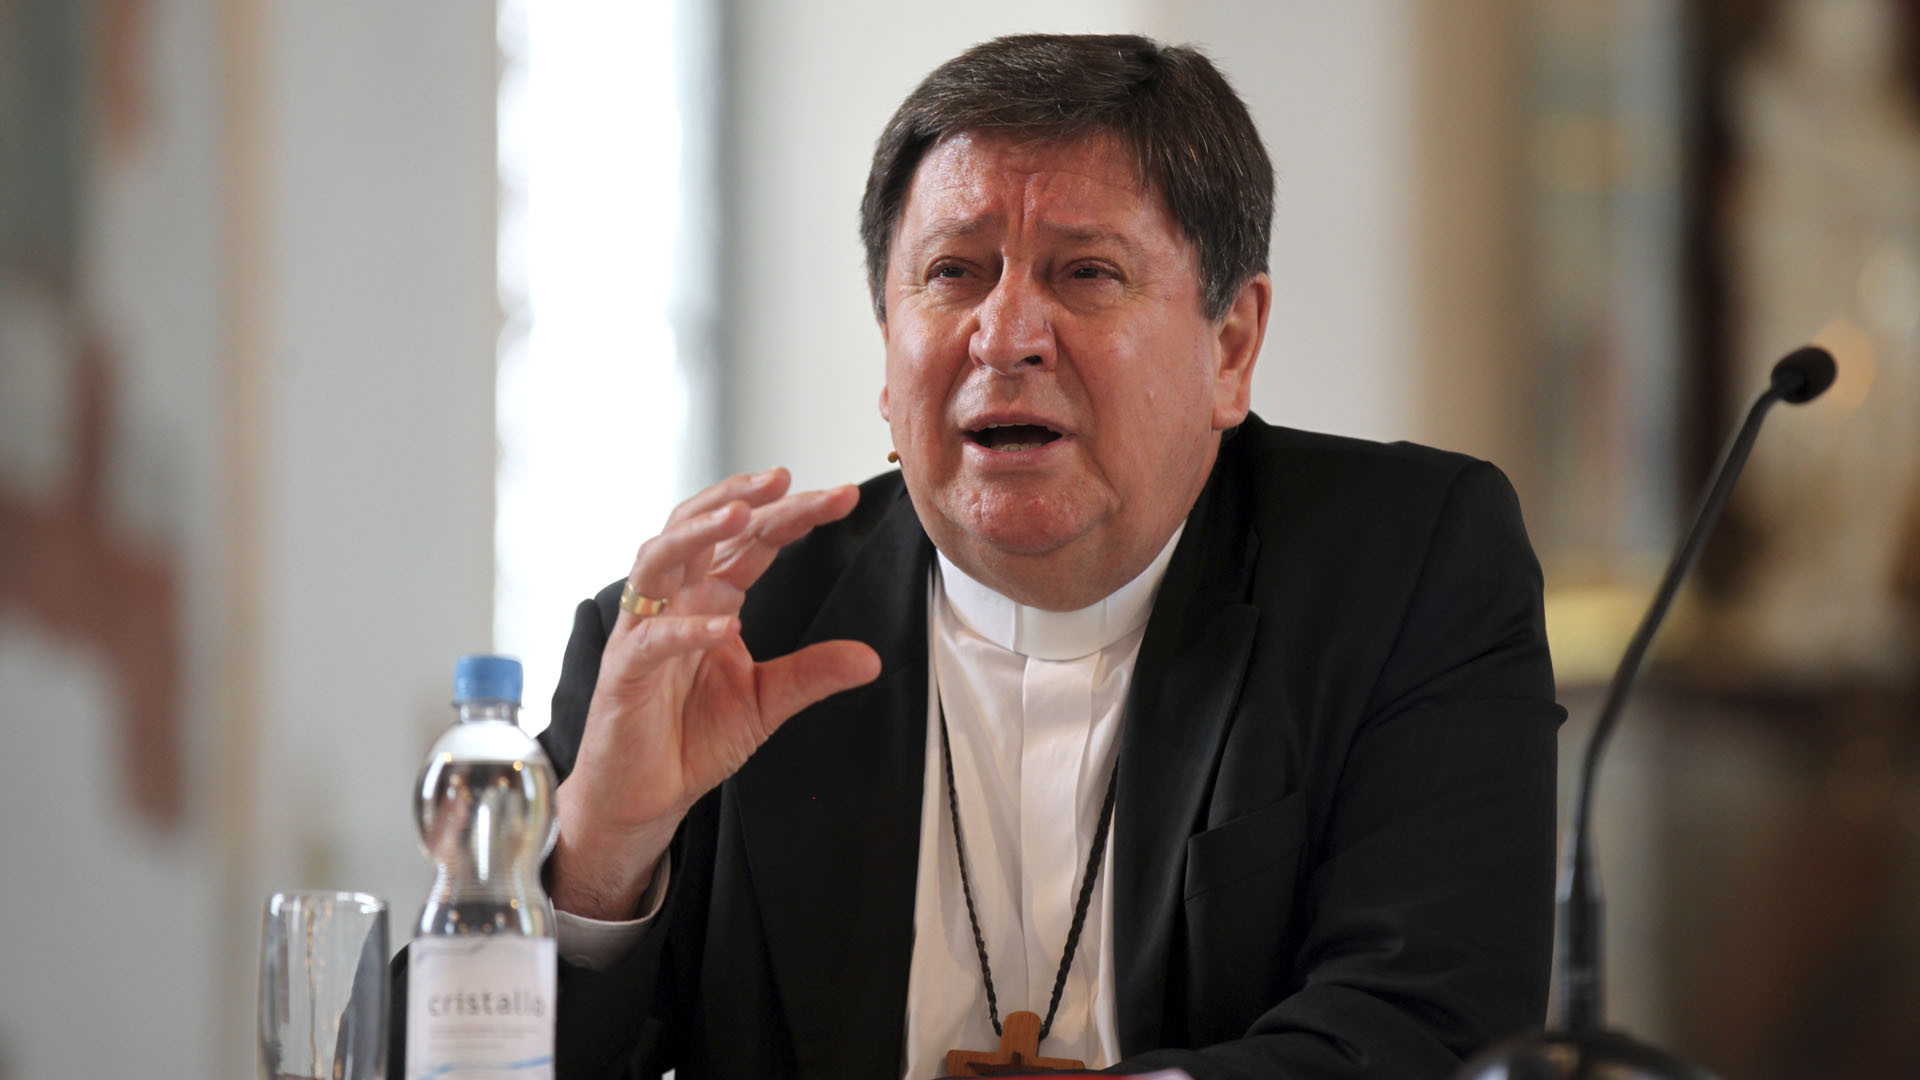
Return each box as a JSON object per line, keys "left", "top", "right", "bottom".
{"left": 527, "top": 33, "right": 1558, "bottom": 1079}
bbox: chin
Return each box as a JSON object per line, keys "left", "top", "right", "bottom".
{"left": 963, "top": 526, "right": 1075, "bottom": 559}
{"left": 918, "top": 477, "right": 1111, "bottom": 562}
{"left": 954, "top": 501, "right": 1093, "bottom": 559}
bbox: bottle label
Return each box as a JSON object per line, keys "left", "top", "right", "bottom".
{"left": 407, "top": 936, "right": 556, "bottom": 1079}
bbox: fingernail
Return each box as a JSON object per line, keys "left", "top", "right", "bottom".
{"left": 707, "top": 616, "right": 732, "bottom": 634}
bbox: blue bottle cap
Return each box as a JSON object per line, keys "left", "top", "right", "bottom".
{"left": 453, "top": 654, "right": 523, "bottom": 704}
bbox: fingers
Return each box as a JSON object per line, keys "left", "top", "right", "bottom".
{"left": 754, "top": 640, "right": 883, "bottom": 726}
{"left": 625, "top": 477, "right": 862, "bottom": 621}
{"left": 622, "top": 501, "right": 752, "bottom": 623}
{"left": 620, "top": 468, "right": 791, "bottom": 623}
{"left": 603, "top": 612, "right": 742, "bottom": 670}
{"left": 665, "top": 467, "right": 790, "bottom": 528}
{"left": 708, "top": 484, "right": 862, "bottom": 590}
{"left": 750, "top": 484, "right": 862, "bottom": 550}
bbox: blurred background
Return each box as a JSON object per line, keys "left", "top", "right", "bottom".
{"left": 1, "top": 0, "right": 1916, "bottom": 1077}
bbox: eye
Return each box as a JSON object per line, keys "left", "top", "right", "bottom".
{"left": 924, "top": 258, "right": 979, "bottom": 282}
{"left": 1067, "top": 262, "right": 1118, "bottom": 282}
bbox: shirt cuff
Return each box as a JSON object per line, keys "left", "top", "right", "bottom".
{"left": 554, "top": 854, "right": 671, "bottom": 970}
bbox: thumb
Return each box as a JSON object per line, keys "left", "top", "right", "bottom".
{"left": 755, "top": 640, "right": 883, "bottom": 725}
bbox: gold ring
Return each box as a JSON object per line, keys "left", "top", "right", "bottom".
{"left": 620, "top": 581, "right": 668, "bottom": 617}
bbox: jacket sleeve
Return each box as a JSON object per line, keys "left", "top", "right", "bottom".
{"left": 1113, "top": 460, "right": 1563, "bottom": 1079}
{"left": 539, "top": 586, "right": 714, "bottom": 1080}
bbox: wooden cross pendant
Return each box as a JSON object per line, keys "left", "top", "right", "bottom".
{"left": 944, "top": 1011, "right": 1087, "bottom": 1076}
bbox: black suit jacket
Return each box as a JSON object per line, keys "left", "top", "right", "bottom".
{"left": 532, "top": 415, "right": 1562, "bottom": 1079}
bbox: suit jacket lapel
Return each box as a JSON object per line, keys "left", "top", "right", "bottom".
{"left": 1113, "top": 450, "right": 1261, "bottom": 1054}
{"left": 732, "top": 491, "right": 933, "bottom": 1079}
{"left": 721, "top": 452, "right": 1263, "bottom": 1069}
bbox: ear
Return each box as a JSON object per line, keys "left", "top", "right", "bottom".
{"left": 877, "top": 304, "right": 893, "bottom": 421}
{"left": 1210, "top": 273, "right": 1269, "bottom": 431}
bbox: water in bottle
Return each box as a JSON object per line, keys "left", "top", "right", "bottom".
{"left": 406, "top": 654, "right": 559, "bottom": 1079}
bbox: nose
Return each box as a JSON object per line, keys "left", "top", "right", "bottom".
{"left": 970, "top": 273, "right": 1055, "bottom": 375}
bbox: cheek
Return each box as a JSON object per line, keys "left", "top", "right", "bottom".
{"left": 886, "top": 328, "right": 965, "bottom": 415}
{"left": 1086, "top": 345, "right": 1211, "bottom": 426}
{"left": 880, "top": 372, "right": 940, "bottom": 450}
{"left": 1085, "top": 357, "right": 1215, "bottom": 475}
{"left": 881, "top": 338, "right": 922, "bottom": 409}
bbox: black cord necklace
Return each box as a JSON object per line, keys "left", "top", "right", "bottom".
{"left": 938, "top": 704, "right": 1120, "bottom": 1043}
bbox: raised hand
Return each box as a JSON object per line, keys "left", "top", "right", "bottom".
{"left": 549, "top": 469, "right": 882, "bottom": 920}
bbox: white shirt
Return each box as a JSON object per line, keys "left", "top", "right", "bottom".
{"left": 903, "top": 531, "right": 1178, "bottom": 1078}
{"left": 556, "top": 528, "right": 1182, "bottom": 1080}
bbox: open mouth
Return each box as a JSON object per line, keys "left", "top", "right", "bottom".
{"left": 967, "top": 423, "right": 1063, "bottom": 452}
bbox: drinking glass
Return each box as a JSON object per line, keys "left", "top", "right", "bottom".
{"left": 259, "top": 890, "right": 389, "bottom": 1080}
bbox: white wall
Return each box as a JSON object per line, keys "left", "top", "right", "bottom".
{"left": 723, "top": 0, "right": 1421, "bottom": 490}
{"left": 0, "top": 2, "right": 227, "bottom": 1077}
{"left": 246, "top": 0, "right": 498, "bottom": 889}
{"left": 1158, "top": 2, "right": 1420, "bottom": 444}
{"left": 0, "top": 4, "right": 498, "bottom": 1078}
{"left": 235, "top": 1, "right": 498, "bottom": 1075}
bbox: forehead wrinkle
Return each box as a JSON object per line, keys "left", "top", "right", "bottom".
{"left": 1037, "top": 222, "right": 1151, "bottom": 260}
{"left": 901, "top": 205, "right": 1157, "bottom": 265}
{"left": 892, "top": 211, "right": 998, "bottom": 272}
{"left": 1009, "top": 161, "right": 1174, "bottom": 265}
{"left": 908, "top": 214, "right": 1142, "bottom": 251}
{"left": 893, "top": 133, "right": 1175, "bottom": 270}
{"left": 915, "top": 213, "right": 996, "bottom": 248}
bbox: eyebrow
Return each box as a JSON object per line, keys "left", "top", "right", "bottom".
{"left": 901, "top": 216, "right": 1150, "bottom": 261}
{"left": 1041, "top": 223, "right": 1147, "bottom": 257}
{"left": 907, "top": 216, "right": 995, "bottom": 253}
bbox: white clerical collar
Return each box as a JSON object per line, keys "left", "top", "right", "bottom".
{"left": 934, "top": 525, "right": 1185, "bottom": 661}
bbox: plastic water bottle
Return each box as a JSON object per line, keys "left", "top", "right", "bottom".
{"left": 406, "top": 654, "right": 559, "bottom": 1079}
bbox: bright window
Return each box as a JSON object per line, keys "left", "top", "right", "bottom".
{"left": 495, "top": 0, "right": 710, "bottom": 731}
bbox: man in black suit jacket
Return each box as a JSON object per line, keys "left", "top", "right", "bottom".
{"left": 537, "top": 416, "right": 1559, "bottom": 1079}
{"left": 504, "top": 33, "right": 1558, "bottom": 1080}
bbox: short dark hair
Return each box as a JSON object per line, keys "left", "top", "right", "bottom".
{"left": 859, "top": 33, "right": 1274, "bottom": 323}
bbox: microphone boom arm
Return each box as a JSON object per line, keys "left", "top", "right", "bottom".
{"left": 1558, "top": 345, "right": 1835, "bottom": 1032}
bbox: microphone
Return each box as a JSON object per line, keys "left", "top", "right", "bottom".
{"left": 1770, "top": 345, "right": 1837, "bottom": 403}
{"left": 1457, "top": 344, "right": 1837, "bottom": 1080}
